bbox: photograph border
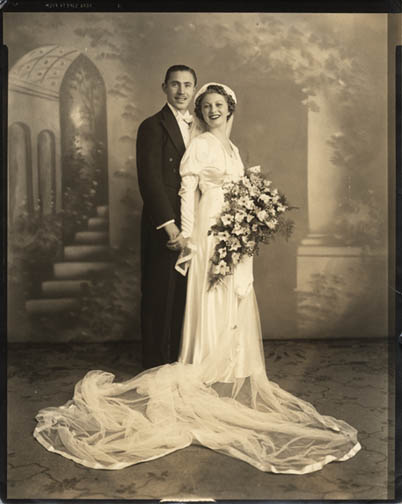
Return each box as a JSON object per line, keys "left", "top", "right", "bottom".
{"left": 0, "top": 1, "right": 400, "bottom": 502}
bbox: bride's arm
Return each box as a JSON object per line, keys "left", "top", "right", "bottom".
{"left": 177, "top": 136, "right": 207, "bottom": 239}
{"left": 172, "top": 138, "right": 207, "bottom": 276}
{"left": 168, "top": 172, "right": 198, "bottom": 251}
{"left": 173, "top": 172, "right": 199, "bottom": 275}
{"left": 179, "top": 173, "right": 199, "bottom": 239}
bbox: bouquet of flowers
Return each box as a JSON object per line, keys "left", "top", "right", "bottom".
{"left": 208, "top": 165, "right": 294, "bottom": 290}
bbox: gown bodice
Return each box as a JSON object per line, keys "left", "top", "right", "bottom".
{"left": 179, "top": 132, "right": 244, "bottom": 238}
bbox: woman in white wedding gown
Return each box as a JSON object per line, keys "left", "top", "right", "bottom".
{"left": 33, "top": 83, "right": 361, "bottom": 474}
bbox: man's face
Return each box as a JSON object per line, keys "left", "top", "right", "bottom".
{"left": 162, "top": 71, "right": 196, "bottom": 113}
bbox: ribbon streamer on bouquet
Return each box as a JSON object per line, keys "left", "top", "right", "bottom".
{"left": 175, "top": 243, "right": 197, "bottom": 276}
{"left": 233, "top": 255, "right": 254, "bottom": 299}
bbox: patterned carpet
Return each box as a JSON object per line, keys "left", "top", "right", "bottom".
{"left": 7, "top": 338, "right": 394, "bottom": 500}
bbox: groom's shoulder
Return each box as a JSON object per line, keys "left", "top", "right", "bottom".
{"left": 138, "top": 106, "right": 166, "bottom": 131}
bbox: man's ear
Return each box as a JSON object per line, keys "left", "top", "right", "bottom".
{"left": 161, "top": 82, "right": 167, "bottom": 94}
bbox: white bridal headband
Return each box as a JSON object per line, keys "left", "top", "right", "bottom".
{"left": 194, "top": 82, "right": 237, "bottom": 104}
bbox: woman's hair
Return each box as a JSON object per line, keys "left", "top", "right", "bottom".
{"left": 194, "top": 84, "right": 236, "bottom": 122}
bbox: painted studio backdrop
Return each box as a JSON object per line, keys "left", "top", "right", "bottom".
{"left": 5, "top": 12, "right": 389, "bottom": 343}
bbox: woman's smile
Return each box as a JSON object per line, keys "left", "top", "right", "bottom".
{"left": 201, "top": 92, "right": 229, "bottom": 128}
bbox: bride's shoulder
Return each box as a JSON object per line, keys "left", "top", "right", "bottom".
{"left": 229, "top": 139, "right": 239, "bottom": 151}
{"left": 191, "top": 132, "right": 211, "bottom": 145}
{"left": 186, "top": 133, "right": 211, "bottom": 159}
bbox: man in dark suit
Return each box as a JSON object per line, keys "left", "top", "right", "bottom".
{"left": 136, "top": 65, "right": 197, "bottom": 368}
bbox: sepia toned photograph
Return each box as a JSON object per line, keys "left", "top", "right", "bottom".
{"left": 3, "top": 8, "right": 398, "bottom": 501}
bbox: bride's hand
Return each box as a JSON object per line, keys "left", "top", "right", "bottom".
{"left": 167, "top": 232, "right": 188, "bottom": 251}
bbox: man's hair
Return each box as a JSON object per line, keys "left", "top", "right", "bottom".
{"left": 164, "top": 65, "right": 197, "bottom": 86}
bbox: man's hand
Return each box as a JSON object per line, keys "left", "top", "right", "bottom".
{"left": 167, "top": 233, "right": 188, "bottom": 252}
{"left": 164, "top": 222, "right": 180, "bottom": 241}
{"left": 164, "top": 222, "right": 184, "bottom": 251}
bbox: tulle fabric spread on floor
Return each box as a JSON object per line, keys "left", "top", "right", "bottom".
{"left": 33, "top": 334, "right": 360, "bottom": 474}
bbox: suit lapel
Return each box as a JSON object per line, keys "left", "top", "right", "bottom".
{"left": 160, "top": 104, "right": 186, "bottom": 155}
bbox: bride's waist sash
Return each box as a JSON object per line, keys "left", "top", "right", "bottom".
{"left": 199, "top": 184, "right": 223, "bottom": 196}
{"left": 199, "top": 170, "right": 232, "bottom": 196}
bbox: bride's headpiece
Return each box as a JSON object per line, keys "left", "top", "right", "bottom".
{"left": 190, "top": 82, "right": 237, "bottom": 140}
{"left": 194, "top": 82, "right": 237, "bottom": 105}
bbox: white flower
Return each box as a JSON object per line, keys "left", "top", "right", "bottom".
{"left": 213, "top": 260, "right": 230, "bottom": 275}
{"left": 242, "top": 177, "right": 252, "bottom": 189}
{"left": 246, "top": 213, "right": 254, "bottom": 223}
{"left": 235, "top": 211, "right": 246, "bottom": 223}
{"left": 259, "top": 194, "right": 271, "bottom": 204}
{"left": 223, "top": 181, "right": 235, "bottom": 192}
{"left": 233, "top": 222, "right": 244, "bottom": 235}
{"left": 212, "top": 264, "right": 221, "bottom": 275}
{"left": 231, "top": 184, "right": 240, "bottom": 194}
{"left": 221, "top": 213, "right": 234, "bottom": 226}
{"left": 242, "top": 237, "right": 255, "bottom": 249}
{"left": 232, "top": 252, "right": 241, "bottom": 264}
{"left": 217, "top": 231, "right": 230, "bottom": 241}
{"left": 257, "top": 210, "right": 268, "bottom": 222}
{"left": 229, "top": 237, "right": 241, "bottom": 250}
{"left": 218, "top": 247, "right": 227, "bottom": 259}
{"left": 248, "top": 165, "right": 261, "bottom": 174}
{"left": 238, "top": 196, "right": 254, "bottom": 210}
{"left": 267, "top": 219, "right": 278, "bottom": 230}
{"left": 249, "top": 187, "right": 258, "bottom": 198}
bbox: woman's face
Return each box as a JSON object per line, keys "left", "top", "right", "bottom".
{"left": 201, "top": 92, "right": 229, "bottom": 130}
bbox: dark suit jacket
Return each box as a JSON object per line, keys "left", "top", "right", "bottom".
{"left": 136, "top": 104, "right": 188, "bottom": 367}
{"left": 136, "top": 104, "right": 186, "bottom": 228}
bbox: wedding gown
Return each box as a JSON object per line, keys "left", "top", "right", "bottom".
{"left": 33, "top": 132, "right": 361, "bottom": 474}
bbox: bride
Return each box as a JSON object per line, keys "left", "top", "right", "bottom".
{"left": 33, "top": 82, "right": 361, "bottom": 474}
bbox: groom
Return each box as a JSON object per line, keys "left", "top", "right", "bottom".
{"left": 136, "top": 65, "right": 197, "bottom": 369}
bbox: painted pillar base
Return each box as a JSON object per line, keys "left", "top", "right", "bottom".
{"left": 296, "top": 236, "right": 387, "bottom": 338}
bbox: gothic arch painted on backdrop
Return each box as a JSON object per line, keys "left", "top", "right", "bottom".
{"left": 8, "top": 45, "right": 109, "bottom": 237}
{"left": 37, "top": 129, "right": 56, "bottom": 215}
{"left": 59, "top": 53, "right": 108, "bottom": 237}
{"left": 8, "top": 122, "right": 33, "bottom": 224}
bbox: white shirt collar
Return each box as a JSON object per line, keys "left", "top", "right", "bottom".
{"left": 167, "top": 102, "right": 193, "bottom": 123}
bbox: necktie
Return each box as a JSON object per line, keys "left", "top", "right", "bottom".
{"left": 181, "top": 112, "right": 193, "bottom": 126}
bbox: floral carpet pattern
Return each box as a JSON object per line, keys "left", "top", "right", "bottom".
{"left": 7, "top": 338, "right": 394, "bottom": 500}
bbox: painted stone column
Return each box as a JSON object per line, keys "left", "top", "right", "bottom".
{"left": 303, "top": 89, "right": 343, "bottom": 246}
{"left": 296, "top": 90, "right": 387, "bottom": 338}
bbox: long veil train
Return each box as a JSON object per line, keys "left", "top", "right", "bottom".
{"left": 33, "top": 301, "right": 361, "bottom": 474}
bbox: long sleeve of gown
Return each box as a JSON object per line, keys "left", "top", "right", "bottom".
{"left": 179, "top": 136, "right": 208, "bottom": 238}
